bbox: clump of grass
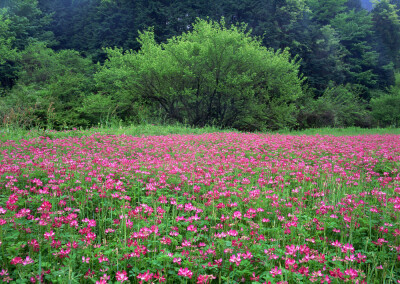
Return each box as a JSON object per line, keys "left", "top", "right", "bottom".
{"left": 277, "top": 126, "right": 400, "bottom": 136}
{"left": 2, "top": 124, "right": 400, "bottom": 143}
{"left": 0, "top": 123, "right": 234, "bottom": 143}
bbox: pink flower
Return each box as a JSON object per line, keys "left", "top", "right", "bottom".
{"left": 173, "top": 257, "right": 182, "bottom": 265}
{"left": 116, "top": 270, "right": 128, "bottom": 282}
{"left": 227, "top": 229, "right": 238, "bottom": 236}
{"left": 22, "top": 256, "right": 34, "bottom": 266}
{"left": 344, "top": 268, "right": 358, "bottom": 279}
{"left": 178, "top": 267, "right": 193, "bottom": 278}
{"left": 229, "top": 254, "right": 241, "bottom": 266}
{"left": 250, "top": 272, "right": 260, "bottom": 281}
{"left": 233, "top": 211, "right": 242, "bottom": 220}
{"left": 341, "top": 243, "right": 354, "bottom": 253}
{"left": 137, "top": 270, "right": 153, "bottom": 282}
{"left": 2, "top": 276, "right": 13, "bottom": 283}
{"left": 10, "top": 257, "right": 23, "bottom": 265}
{"left": 187, "top": 225, "right": 197, "bottom": 232}
{"left": 242, "top": 251, "right": 253, "bottom": 259}
{"left": 197, "top": 274, "right": 216, "bottom": 284}
{"left": 98, "top": 255, "right": 109, "bottom": 263}
{"left": 44, "top": 230, "right": 55, "bottom": 240}
{"left": 38, "top": 201, "right": 52, "bottom": 212}
{"left": 270, "top": 266, "right": 282, "bottom": 278}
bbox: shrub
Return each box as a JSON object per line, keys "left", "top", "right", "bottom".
{"left": 371, "top": 93, "right": 400, "bottom": 127}
{"left": 299, "top": 84, "right": 369, "bottom": 128}
{"left": 4, "top": 42, "right": 97, "bottom": 128}
{"left": 96, "top": 19, "right": 305, "bottom": 131}
{"left": 370, "top": 72, "right": 400, "bottom": 127}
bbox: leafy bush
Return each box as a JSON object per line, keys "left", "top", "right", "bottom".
{"left": 96, "top": 19, "right": 305, "bottom": 131}
{"left": 370, "top": 72, "right": 400, "bottom": 128}
{"left": 3, "top": 42, "right": 98, "bottom": 129}
{"left": 298, "top": 84, "right": 369, "bottom": 128}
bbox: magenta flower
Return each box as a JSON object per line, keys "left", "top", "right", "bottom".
{"left": 331, "top": 240, "right": 342, "bottom": 248}
{"left": 178, "top": 267, "right": 193, "bottom": 278}
{"left": 10, "top": 257, "right": 23, "bottom": 265}
{"left": 229, "top": 254, "right": 241, "bottom": 266}
{"left": 181, "top": 239, "right": 191, "bottom": 247}
{"left": 344, "top": 268, "right": 358, "bottom": 279}
{"left": 137, "top": 270, "right": 153, "bottom": 282}
{"left": 116, "top": 270, "right": 128, "bottom": 282}
{"left": 270, "top": 266, "right": 282, "bottom": 278}
{"left": 38, "top": 200, "right": 52, "bottom": 212}
{"left": 44, "top": 230, "right": 55, "bottom": 240}
{"left": 173, "top": 257, "right": 182, "bottom": 265}
{"left": 233, "top": 211, "right": 242, "bottom": 220}
{"left": 98, "top": 255, "right": 109, "bottom": 263}
{"left": 197, "top": 274, "right": 216, "bottom": 284}
{"left": 22, "top": 256, "right": 34, "bottom": 266}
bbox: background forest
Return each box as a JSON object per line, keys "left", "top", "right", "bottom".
{"left": 1, "top": 0, "right": 400, "bottom": 131}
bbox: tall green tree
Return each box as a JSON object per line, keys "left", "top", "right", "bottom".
{"left": 0, "top": 9, "right": 19, "bottom": 89}
{"left": 0, "top": 0, "right": 54, "bottom": 89}
{"left": 0, "top": 0, "right": 54, "bottom": 50}
{"left": 294, "top": 0, "right": 349, "bottom": 93}
{"left": 372, "top": 0, "right": 400, "bottom": 68}
{"left": 0, "top": 10, "right": 17, "bottom": 65}
{"left": 307, "top": 0, "right": 347, "bottom": 24}
{"left": 302, "top": 25, "right": 347, "bottom": 92}
{"left": 346, "top": 0, "right": 362, "bottom": 10}
{"left": 331, "top": 9, "right": 381, "bottom": 92}
{"left": 39, "top": 0, "right": 139, "bottom": 61}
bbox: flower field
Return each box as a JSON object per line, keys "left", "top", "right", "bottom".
{"left": 0, "top": 132, "right": 399, "bottom": 283}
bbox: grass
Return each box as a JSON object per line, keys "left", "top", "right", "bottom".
{"left": 277, "top": 126, "right": 400, "bottom": 136}
{"left": 0, "top": 124, "right": 232, "bottom": 142}
{"left": 1, "top": 124, "right": 400, "bottom": 143}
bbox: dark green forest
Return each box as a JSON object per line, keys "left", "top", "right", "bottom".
{"left": 1, "top": 0, "right": 400, "bottom": 130}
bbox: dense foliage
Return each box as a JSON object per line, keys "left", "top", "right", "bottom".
{"left": 1, "top": 0, "right": 400, "bottom": 129}
{"left": 96, "top": 20, "right": 304, "bottom": 130}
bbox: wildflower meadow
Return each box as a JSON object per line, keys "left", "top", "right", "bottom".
{"left": 0, "top": 131, "right": 399, "bottom": 283}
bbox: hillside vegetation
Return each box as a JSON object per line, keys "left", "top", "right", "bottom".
{"left": 1, "top": 0, "right": 400, "bottom": 130}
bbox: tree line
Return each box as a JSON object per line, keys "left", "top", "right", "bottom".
{"left": 1, "top": 0, "right": 400, "bottom": 130}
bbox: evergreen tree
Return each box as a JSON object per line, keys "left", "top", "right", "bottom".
{"left": 0, "top": 0, "right": 54, "bottom": 89}
{"left": 302, "top": 25, "right": 347, "bottom": 93}
{"left": 331, "top": 9, "right": 384, "bottom": 92}
{"left": 346, "top": 0, "right": 362, "bottom": 10}
{"left": 0, "top": 9, "right": 19, "bottom": 89}
{"left": 0, "top": 0, "right": 54, "bottom": 50}
{"left": 372, "top": 0, "right": 400, "bottom": 68}
{"left": 307, "top": 0, "right": 347, "bottom": 25}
